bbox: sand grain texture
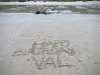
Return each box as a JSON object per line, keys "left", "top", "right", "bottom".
{"left": 0, "top": 7, "right": 100, "bottom": 75}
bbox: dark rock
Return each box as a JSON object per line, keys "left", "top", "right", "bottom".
{"left": 36, "top": 11, "right": 40, "bottom": 14}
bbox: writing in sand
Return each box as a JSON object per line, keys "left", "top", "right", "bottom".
{"left": 12, "top": 40, "right": 75, "bottom": 70}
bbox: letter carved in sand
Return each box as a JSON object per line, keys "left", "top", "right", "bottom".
{"left": 12, "top": 40, "right": 76, "bottom": 70}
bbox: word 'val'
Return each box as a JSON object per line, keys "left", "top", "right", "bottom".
{"left": 12, "top": 40, "right": 75, "bottom": 70}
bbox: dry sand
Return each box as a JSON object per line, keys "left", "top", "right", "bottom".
{"left": 0, "top": 13, "right": 100, "bottom": 75}
{"left": 0, "top": 2, "right": 100, "bottom": 75}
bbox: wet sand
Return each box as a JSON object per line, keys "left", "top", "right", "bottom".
{"left": 0, "top": 13, "right": 100, "bottom": 75}
{"left": 0, "top": 5, "right": 100, "bottom": 14}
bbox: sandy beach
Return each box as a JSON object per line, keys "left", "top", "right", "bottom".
{"left": 0, "top": 1, "right": 100, "bottom": 75}
{"left": 0, "top": 1, "right": 100, "bottom": 5}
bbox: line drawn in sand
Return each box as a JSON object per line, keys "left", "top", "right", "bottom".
{"left": 12, "top": 39, "right": 83, "bottom": 70}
